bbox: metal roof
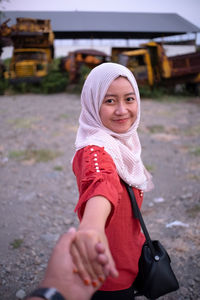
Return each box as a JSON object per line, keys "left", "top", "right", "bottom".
{"left": 2, "top": 11, "right": 200, "bottom": 39}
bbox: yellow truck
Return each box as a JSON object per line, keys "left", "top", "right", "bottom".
{"left": 118, "top": 42, "right": 200, "bottom": 93}
{"left": 4, "top": 18, "right": 54, "bottom": 82}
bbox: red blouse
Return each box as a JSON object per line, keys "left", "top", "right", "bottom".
{"left": 73, "top": 145, "right": 145, "bottom": 291}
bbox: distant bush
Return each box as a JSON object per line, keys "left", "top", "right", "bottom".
{"left": 139, "top": 84, "right": 200, "bottom": 99}
{"left": 70, "top": 64, "right": 91, "bottom": 93}
{"left": 11, "top": 82, "right": 34, "bottom": 94}
{"left": 1, "top": 57, "right": 69, "bottom": 95}
{"left": 0, "top": 79, "right": 8, "bottom": 95}
{"left": 50, "top": 57, "right": 63, "bottom": 71}
{"left": 40, "top": 70, "right": 69, "bottom": 94}
{"left": 3, "top": 58, "right": 11, "bottom": 70}
{"left": 8, "top": 70, "right": 69, "bottom": 94}
{"left": 79, "top": 65, "right": 91, "bottom": 85}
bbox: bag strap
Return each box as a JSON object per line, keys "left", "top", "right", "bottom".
{"left": 124, "top": 181, "right": 158, "bottom": 260}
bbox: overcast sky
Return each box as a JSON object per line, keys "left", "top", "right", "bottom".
{"left": 1, "top": 0, "right": 200, "bottom": 29}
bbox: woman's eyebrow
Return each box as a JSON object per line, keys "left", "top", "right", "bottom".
{"left": 105, "top": 92, "right": 135, "bottom": 97}
{"left": 125, "top": 92, "right": 136, "bottom": 96}
{"left": 104, "top": 93, "right": 116, "bottom": 97}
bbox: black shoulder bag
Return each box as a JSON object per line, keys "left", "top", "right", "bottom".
{"left": 124, "top": 182, "right": 179, "bottom": 299}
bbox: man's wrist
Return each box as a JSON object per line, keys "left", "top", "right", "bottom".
{"left": 25, "top": 287, "right": 66, "bottom": 300}
{"left": 27, "top": 297, "right": 43, "bottom": 300}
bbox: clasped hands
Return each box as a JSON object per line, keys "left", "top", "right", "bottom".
{"left": 40, "top": 227, "right": 118, "bottom": 300}
{"left": 70, "top": 227, "right": 118, "bottom": 288}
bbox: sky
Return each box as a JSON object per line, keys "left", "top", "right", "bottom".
{"left": 1, "top": 0, "right": 200, "bottom": 30}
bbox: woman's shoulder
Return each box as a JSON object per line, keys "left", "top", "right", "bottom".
{"left": 75, "top": 145, "right": 110, "bottom": 160}
{"left": 73, "top": 145, "right": 116, "bottom": 172}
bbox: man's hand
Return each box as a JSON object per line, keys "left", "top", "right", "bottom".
{"left": 38, "top": 227, "right": 112, "bottom": 300}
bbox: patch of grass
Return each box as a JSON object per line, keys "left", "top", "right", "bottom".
{"left": 183, "top": 125, "right": 200, "bottom": 137}
{"left": 186, "top": 204, "right": 200, "bottom": 218}
{"left": 8, "top": 117, "right": 40, "bottom": 129}
{"left": 9, "top": 151, "right": 25, "bottom": 159}
{"left": 58, "top": 114, "right": 69, "bottom": 120}
{"left": 189, "top": 146, "right": 200, "bottom": 156}
{"left": 53, "top": 165, "right": 63, "bottom": 171}
{"left": 187, "top": 174, "right": 200, "bottom": 181}
{"left": 10, "top": 238, "right": 23, "bottom": 249}
{"left": 147, "top": 125, "right": 165, "bottom": 134}
{"left": 145, "top": 164, "right": 155, "bottom": 173}
{"left": 9, "top": 148, "right": 62, "bottom": 162}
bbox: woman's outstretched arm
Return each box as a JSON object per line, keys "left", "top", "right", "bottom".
{"left": 71, "top": 196, "right": 118, "bottom": 287}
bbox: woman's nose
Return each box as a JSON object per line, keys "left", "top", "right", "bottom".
{"left": 115, "top": 103, "right": 127, "bottom": 115}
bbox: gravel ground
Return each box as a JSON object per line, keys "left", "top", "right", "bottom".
{"left": 0, "top": 93, "right": 200, "bottom": 300}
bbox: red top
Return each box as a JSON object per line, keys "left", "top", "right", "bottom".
{"left": 73, "top": 145, "right": 145, "bottom": 291}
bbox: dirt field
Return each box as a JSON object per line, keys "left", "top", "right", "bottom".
{"left": 0, "top": 93, "right": 200, "bottom": 300}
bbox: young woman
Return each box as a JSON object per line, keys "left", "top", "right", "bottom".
{"left": 71, "top": 62, "right": 153, "bottom": 300}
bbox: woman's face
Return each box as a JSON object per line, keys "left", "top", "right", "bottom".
{"left": 99, "top": 76, "right": 138, "bottom": 133}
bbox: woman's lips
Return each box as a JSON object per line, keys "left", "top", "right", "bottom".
{"left": 113, "top": 118, "right": 129, "bottom": 123}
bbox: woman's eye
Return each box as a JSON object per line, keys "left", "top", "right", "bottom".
{"left": 105, "top": 99, "right": 114, "bottom": 104}
{"left": 126, "top": 97, "right": 134, "bottom": 102}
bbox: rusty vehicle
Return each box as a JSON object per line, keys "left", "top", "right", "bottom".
{"left": 60, "top": 49, "right": 110, "bottom": 83}
{"left": 3, "top": 18, "right": 54, "bottom": 82}
{"left": 0, "top": 19, "right": 12, "bottom": 78}
{"left": 111, "top": 47, "right": 139, "bottom": 63}
{"left": 118, "top": 42, "right": 200, "bottom": 93}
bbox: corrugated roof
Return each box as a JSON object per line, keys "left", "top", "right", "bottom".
{"left": 2, "top": 11, "right": 200, "bottom": 39}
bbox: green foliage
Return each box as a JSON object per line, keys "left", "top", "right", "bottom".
{"left": 3, "top": 58, "right": 11, "bottom": 69}
{"left": 186, "top": 204, "right": 200, "bottom": 217}
{"left": 11, "top": 82, "right": 35, "bottom": 94}
{"left": 147, "top": 124, "right": 165, "bottom": 134}
{"left": 41, "top": 70, "right": 69, "bottom": 94}
{"left": 9, "top": 148, "right": 63, "bottom": 162}
{"left": 139, "top": 86, "right": 167, "bottom": 99}
{"left": 189, "top": 146, "right": 200, "bottom": 156}
{"left": 139, "top": 84, "right": 199, "bottom": 100}
{"left": 8, "top": 70, "right": 69, "bottom": 94}
{"left": 2, "top": 55, "right": 199, "bottom": 97}
{"left": 10, "top": 238, "right": 23, "bottom": 249}
{"left": 50, "top": 57, "right": 62, "bottom": 71}
{"left": 145, "top": 164, "right": 155, "bottom": 173}
{"left": 53, "top": 165, "right": 63, "bottom": 171}
{"left": 1, "top": 57, "right": 69, "bottom": 94}
{"left": 79, "top": 64, "right": 91, "bottom": 85}
{"left": 58, "top": 113, "right": 69, "bottom": 120}
{"left": 0, "top": 79, "right": 8, "bottom": 95}
{"left": 71, "top": 64, "right": 91, "bottom": 93}
{"left": 8, "top": 116, "right": 40, "bottom": 129}
{"left": 183, "top": 125, "right": 200, "bottom": 137}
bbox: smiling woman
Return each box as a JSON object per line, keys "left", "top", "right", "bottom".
{"left": 70, "top": 62, "right": 153, "bottom": 300}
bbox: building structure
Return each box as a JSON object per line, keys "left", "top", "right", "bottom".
{"left": 1, "top": 11, "right": 199, "bottom": 58}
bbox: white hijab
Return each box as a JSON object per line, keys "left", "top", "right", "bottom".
{"left": 74, "top": 62, "right": 153, "bottom": 191}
